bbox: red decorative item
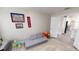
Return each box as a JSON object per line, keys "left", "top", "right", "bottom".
{"left": 27, "top": 16, "right": 31, "bottom": 28}
{"left": 42, "top": 32, "right": 49, "bottom": 38}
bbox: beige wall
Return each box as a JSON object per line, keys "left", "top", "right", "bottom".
{"left": 0, "top": 7, "right": 50, "bottom": 40}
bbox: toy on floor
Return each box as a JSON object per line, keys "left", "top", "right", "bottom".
{"left": 42, "top": 32, "right": 49, "bottom": 38}
{"left": 12, "top": 40, "right": 22, "bottom": 48}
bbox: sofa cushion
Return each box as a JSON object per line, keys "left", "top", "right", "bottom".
{"left": 25, "top": 37, "right": 48, "bottom": 48}
{"left": 30, "top": 33, "right": 43, "bottom": 40}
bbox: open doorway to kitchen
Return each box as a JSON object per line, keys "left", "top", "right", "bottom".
{"left": 58, "top": 16, "right": 77, "bottom": 46}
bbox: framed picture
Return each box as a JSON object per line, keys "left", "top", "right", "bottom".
{"left": 15, "top": 23, "right": 23, "bottom": 29}
{"left": 10, "top": 13, "right": 25, "bottom": 22}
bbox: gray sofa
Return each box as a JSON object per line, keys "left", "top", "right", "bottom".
{"left": 24, "top": 33, "right": 48, "bottom": 49}
{"left": 0, "top": 40, "right": 13, "bottom": 51}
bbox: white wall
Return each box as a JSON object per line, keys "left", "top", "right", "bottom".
{"left": 0, "top": 7, "right": 50, "bottom": 40}
{"left": 0, "top": 30, "right": 1, "bottom": 39}
{"left": 0, "top": 24, "right": 1, "bottom": 39}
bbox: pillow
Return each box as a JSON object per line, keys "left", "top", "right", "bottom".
{"left": 42, "top": 32, "right": 49, "bottom": 38}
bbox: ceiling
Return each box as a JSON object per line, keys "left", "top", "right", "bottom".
{"left": 29, "top": 7, "right": 79, "bottom": 15}
{"left": 30, "top": 7, "right": 65, "bottom": 14}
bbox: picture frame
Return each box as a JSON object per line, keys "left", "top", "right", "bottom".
{"left": 10, "top": 13, "right": 25, "bottom": 22}
{"left": 15, "top": 23, "right": 23, "bottom": 29}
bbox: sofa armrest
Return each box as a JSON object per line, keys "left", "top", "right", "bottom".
{"left": 0, "top": 40, "right": 13, "bottom": 51}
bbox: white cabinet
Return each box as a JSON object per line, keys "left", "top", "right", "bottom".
{"left": 73, "top": 29, "right": 79, "bottom": 50}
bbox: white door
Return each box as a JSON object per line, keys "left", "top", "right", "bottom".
{"left": 50, "top": 17, "right": 62, "bottom": 38}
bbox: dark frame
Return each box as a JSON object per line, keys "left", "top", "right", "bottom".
{"left": 10, "top": 13, "right": 25, "bottom": 22}
{"left": 15, "top": 23, "right": 23, "bottom": 29}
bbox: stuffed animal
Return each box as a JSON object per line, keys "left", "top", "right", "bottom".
{"left": 12, "top": 40, "right": 22, "bottom": 48}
